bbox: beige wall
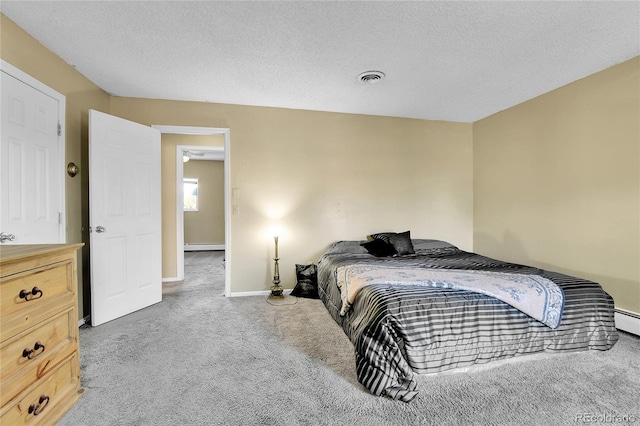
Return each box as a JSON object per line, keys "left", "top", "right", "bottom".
{"left": 183, "top": 159, "right": 225, "bottom": 245}
{"left": 110, "top": 97, "right": 474, "bottom": 292}
{"left": 473, "top": 57, "right": 640, "bottom": 315}
{"left": 159, "top": 134, "right": 224, "bottom": 277}
{"left": 1, "top": 14, "right": 111, "bottom": 318}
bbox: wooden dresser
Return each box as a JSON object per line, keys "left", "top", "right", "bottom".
{"left": 1, "top": 244, "right": 84, "bottom": 425}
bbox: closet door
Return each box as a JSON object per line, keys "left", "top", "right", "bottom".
{"left": 1, "top": 63, "right": 65, "bottom": 244}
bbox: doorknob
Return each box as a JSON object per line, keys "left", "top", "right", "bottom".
{"left": 95, "top": 226, "right": 106, "bottom": 233}
{"left": 0, "top": 232, "right": 16, "bottom": 243}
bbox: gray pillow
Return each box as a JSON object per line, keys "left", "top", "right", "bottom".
{"left": 412, "top": 239, "right": 458, "bottom": 250}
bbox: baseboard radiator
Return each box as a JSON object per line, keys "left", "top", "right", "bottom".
{"left": 615, "top": 308, "right": 640, "bottom": 336}
{"left": 184, "top": 244, "right": 225, "bottom": 251}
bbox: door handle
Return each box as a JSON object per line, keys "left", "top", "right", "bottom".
{"left": 95, "top": 226, "right": 106, "bottom": 233}
{"left": 0, "top": 232, "right": 16, "bottom": 243}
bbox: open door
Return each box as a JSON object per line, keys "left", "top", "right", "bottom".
{"left": 89, "top": 110, "right": 161, "bottom": 326}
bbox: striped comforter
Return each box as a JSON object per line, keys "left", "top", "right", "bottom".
{"left": 317, "top": 240, "right": 619, "bottom": 402}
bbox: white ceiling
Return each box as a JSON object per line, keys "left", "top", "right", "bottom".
{"left": 1, "top": 1, "right": 638, "bottom": 122}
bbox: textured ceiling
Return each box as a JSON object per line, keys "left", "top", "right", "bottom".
{"left": 1, "top": 1, "right": 638, "bottom": 122}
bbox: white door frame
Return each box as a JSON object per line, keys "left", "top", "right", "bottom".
{"left": 151, "top": 125, "right": 231, "bottom": 298}
{"left": 1, "top": 59, "right": 66, "bottom": 243}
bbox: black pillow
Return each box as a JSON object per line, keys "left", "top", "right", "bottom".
{"left": 290, "top": 264, "right": 319, "bottom": 299}
{"left": 361, "top": 239, "right": 397, "bottom": 257}
{"left": 389, "top": 231, "right": 415, "bottom": 255}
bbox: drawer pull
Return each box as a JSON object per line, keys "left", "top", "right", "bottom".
{"left": 18, "top": 286, "right": 43, "bottom": 301}
{"left": 28, "top": 395, "right": 50, "bottom": 416}
{"left": 22, "top": 341, "right": 46, "bottom": 360}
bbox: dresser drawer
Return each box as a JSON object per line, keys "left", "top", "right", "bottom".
{"left": 1, "top": 260, "right": 75, "bottom": 342}
{"left": 0, "top": 352, "right": 79, "bottom": 426}
{"left": 1, "top": 308, "right": 78, "bottom": 404}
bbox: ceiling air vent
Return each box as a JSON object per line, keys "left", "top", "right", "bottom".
{"left": 357, "top": 71, "right": 385, "bottom": 84}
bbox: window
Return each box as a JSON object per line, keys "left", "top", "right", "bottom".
{"left": 183, "top": 178, "right": 198, "bottom": 211}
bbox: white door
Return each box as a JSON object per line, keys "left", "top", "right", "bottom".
{"left": 89, "top": 110, "right": 162, "bottom": 326}
{"left": 0, "top": 66, "right": 64, "bottom": 244}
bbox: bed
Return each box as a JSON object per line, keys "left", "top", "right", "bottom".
{"left": 316, "top": 237, "right": 619, "bottom": 402}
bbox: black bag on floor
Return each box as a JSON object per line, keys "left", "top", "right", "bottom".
{"left": 290, "top": 264, "right": 319, "bottom": 299}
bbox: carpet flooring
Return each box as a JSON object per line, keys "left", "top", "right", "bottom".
{"left": 58, "top": 251, "right": 640, "bottom": 426}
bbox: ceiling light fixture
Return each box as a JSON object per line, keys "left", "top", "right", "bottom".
{"left": 183, "top": 150, "right": 206, "bottom": 162}
{"left": 358, "top": 70, "right": 385, "bottom": 84}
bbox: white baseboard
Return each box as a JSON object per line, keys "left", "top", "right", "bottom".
{"left": 162, "top": 277, "right": 181, "bottom": 283}
{"left": 78, "top": 315, "right": 90, "bottom": 327}
{"left": 229, "top": 289, "right": 292, "bottom": 297}
{"left": 615, "top": 308, "right": 640, "bottom": 336}
{"left": 184, "top": 244, "right": 225, "bottom": 251}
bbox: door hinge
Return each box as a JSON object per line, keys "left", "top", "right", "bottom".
{"left": 57, "top": 122, "right": 62, "bottom": 136}
{"left": 58, "top": 212, "right": 63, "bottom": 225}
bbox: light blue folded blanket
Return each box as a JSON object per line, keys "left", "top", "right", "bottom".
{"left": 336, "top": 265, "right": 565, "bottom": 328}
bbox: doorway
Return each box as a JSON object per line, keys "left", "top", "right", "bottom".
{"left": 152, "top": 125, "right": 231, "bottom": 297}
{"left": 181, "top": 148, "right": 225, "bottom": 252}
